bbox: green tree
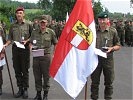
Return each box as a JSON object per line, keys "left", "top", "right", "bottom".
{"left": 131, "top": 0, "right": 133, "bottom": 8}
{"left": 38, "top": 0, "right": 52, "bottom": 10}
{"left": 51, "top": 0, "right": 76, "bottom": 21}
{"left": 92, "top": 0, "right": 103, "bottom": 23}
{"left": 38, "top": 0, "right": 104, "bottom": 21}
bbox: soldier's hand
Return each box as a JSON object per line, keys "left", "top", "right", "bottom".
{"left": 21, "top": 40, "right": 27, "bottom": 45}
{"left": 106, "top": 47, "right": 114, "bottom": 53}
{"left": 29, "top": 43, "right": 33, "bottom": 51}
{"left": 3, "top": 44, "right": 7, "bottom": 50}
{"left": 0, "top": 52, "right": 5, "bottom": 60}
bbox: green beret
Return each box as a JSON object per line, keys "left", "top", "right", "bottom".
{"left": 98, "top": 12, "right": 108, "bottom": 18}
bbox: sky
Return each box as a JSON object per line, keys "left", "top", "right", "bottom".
{"left": 13, "top": 0, "right": 133, "bottom": 14}
{"left": 100, "top": 0, "right": 133, "bottom": 14}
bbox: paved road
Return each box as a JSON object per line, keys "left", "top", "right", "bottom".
{"left": 0, "top": 46, "right": 132, "bottom": 100}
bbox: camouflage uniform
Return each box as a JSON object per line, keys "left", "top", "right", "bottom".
{"left": 91, "top": 12, "right": 120, "bottom": 100}
{"left": 31, "top": 26, "right": 57, "bottom": 99}
{"left": 49, "top": 21, "right": 57, "bottom": 38}
{"left": 124, "top": 21, "right": 133, "bottom": 46}
{"left": 130, "top": 21, "right": 133, "bottom": 46}
{"left": 56, "top": 21, "right": 64, "bottom": 39}
{"left": 8, "top": 20, "right": 32, "bottom": 90}
{"left": 116, "top": 21, "right": 125, "bottom": 46}
{"left": 33, "top": 19, "right": 39, "bottom": 30}
{"left": 91, "top": 26, "right": 120, "bottom": 100}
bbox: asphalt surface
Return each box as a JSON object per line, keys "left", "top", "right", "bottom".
{"left": 0, "top": 45, "right": 132, "bottom": 100}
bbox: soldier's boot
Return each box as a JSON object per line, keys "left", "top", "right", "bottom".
{"left": 34, "top": 91, "right": 42, "bottom": 100}
{"left": 15, "top": 87, "right": 24, "bottom": 98}
{"left": 23, "top": 88, "right": 28, "bottom": 99}
{"left": 43, "top": 91, "right": 48, "bottom": 100}
{"left": 0, "top": 85, "right": 2, "bottom": 95}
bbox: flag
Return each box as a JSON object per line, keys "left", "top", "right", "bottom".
{"left": 66, "top": 12, "right": 69, "bottom": 22}
{"left": 0, "top": 36, "right": 6, "bottom": 66}
{"left": 50, "top": 0, "right": 98, "bottom": 99}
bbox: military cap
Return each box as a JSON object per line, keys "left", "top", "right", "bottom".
{"left": 118, "top": 19, "right": 123, "bottom": 22}
{"left": 98, "top": 12, "right": 108, "bottom": 18}
{"left": 40, "top": 16, "right": 48, "bottom": 23}
{"left": 15, "top": 6, "right": 24, "bottom": 13}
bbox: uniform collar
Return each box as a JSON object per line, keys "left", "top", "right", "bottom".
{"left": 98, "top": 26, "right": 109, "bottom": 32}
{"left": 15, "top": 19, "right": 26, "bottom": 24}
{"left": 40, "top": 27, "right": 49, "bottom": 34}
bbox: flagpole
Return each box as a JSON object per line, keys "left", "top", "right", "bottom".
{"left": 85, "top": 82, "right": 88, "bottom": 100}
{"left": 4, "top": 50, "right": 14, "bottom": 96}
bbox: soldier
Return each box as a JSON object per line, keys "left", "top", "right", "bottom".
{"left": 49, "top": 20, "right": 56, "bottom": 30}
{"left": 116, "top": 20, "right": 125, "bottom": 46}
{"left": 33, "top": 19, "right": 39, "bottom": 30}
{"left": 0, "top": 20, "right": 6, "bottom": 38}
{"left": 56, "top": 21, "right": 64, "bottom": 40}
{"left": 49, "top": 19, "right": 57, "bottom": 38}
{"left": 124, "top": 20, "right": 132, "bottom": 46}
{"left": 130, "top": 20, "right": 133, "bottom": 46}
{"left": 110, "top": 19, "right": 116, "bottom": 28}
{"left": 3, "top": 6, "right": 32, "bottom": 99}
{"left": 30, "top": 16, "right": 58, "bottom": 100}
{"left": 0, "top": 23, "right": 6, "bottom": 95}
{"left": 90, "top": 12, "right": 121, "bottom": 100}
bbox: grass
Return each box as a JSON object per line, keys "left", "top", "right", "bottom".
{"left": 25, "top": 9, "right": 44, "bottom": 14}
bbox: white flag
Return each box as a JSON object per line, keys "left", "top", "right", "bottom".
{"left": 50, "top": 0, "right": 98, "bottom": 99}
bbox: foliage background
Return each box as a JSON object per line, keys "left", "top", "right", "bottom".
{"left": 0, "top": 0, "right": 133, "bottom": 30}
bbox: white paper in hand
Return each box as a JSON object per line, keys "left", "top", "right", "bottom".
{"left": 14, "top": 41, "right": 25, "bottom": 49}
{"left": 94, "top": 48, "right": 107, "bottom": 58}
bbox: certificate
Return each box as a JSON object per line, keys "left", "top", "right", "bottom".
{"left": 14, "top": 41, "right": 25, "bottom": 49}
{"left": 32, "top": 49, "right": 44, "bottom": 57}
{"left": 94, "top": 48, "right": 107, "bottom": 58}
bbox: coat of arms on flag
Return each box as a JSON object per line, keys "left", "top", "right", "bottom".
{"left": 66, "top": 20, "right": 93, "bottom": 50}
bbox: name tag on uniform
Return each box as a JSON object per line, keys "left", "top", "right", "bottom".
{"left": 32, "top": 49, "right": 44, "bottom": 57}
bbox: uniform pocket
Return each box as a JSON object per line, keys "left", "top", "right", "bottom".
{"left": 43, "top": 37, "right": 51, "bottom": 48}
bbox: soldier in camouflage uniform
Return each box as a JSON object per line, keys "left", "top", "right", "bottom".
{"left": 49, "top": 20, "right": 57, "bottom": 30}
{"left": 124, "top": 20, "right": 133, "bottom": 46}
{"left": 33, "top": 19, "right": 39, "bottom": 30}
{"left": 30, "top": 16, "right": 58, "bottom": 100}
{"left": 0, "top": 20, "right": 6, "bottom": 39}
{"left": 116, "top": 20, "right": 125, "bottom": 46}
{"left": 90, "top": 12, "right": 121, "bottom": 100}
{"left": 3, "top": 7, "right": 32, "bottom": 99}
{"left": 49, "top": 20, "right": 57, "bottom": 38}
{"left": 130, "top": 20, "right": 133, "bottom": 46}
{"left": 56, "top": 21, "right": 64, "bottom": 40}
